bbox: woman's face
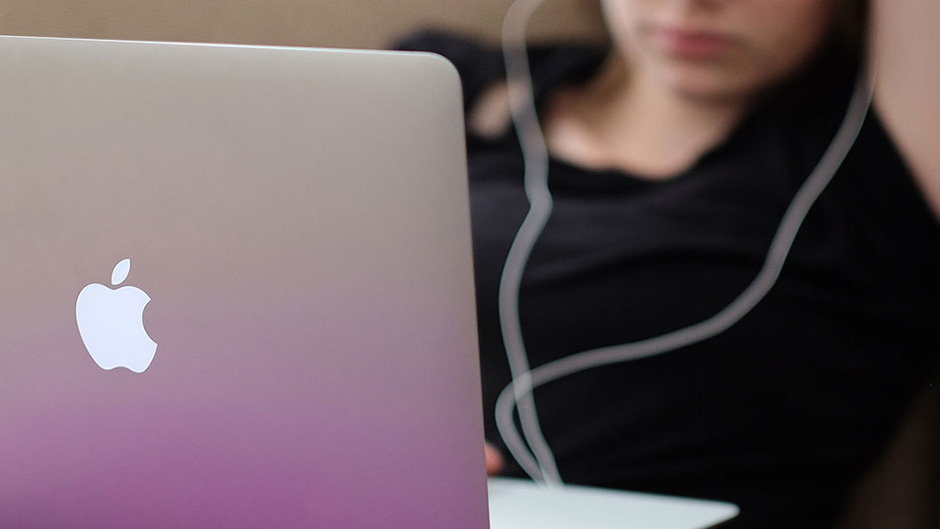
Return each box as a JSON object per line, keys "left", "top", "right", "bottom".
{"left": 602, "top": 0, "right": 844, "bottom": 103}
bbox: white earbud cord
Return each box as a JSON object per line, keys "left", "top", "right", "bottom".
{"left": 497, "top": 0, "right": 562, "bottom": 485}
{"left": 496, "top": 0, "right": 876, "bottom": 485}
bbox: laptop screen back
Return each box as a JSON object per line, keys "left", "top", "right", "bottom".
{"left": 0, "top": 36, "right": 488, "bottom": 529}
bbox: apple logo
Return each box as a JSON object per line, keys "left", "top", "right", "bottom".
{"left": 76, "top": 258, "right": 157, "bottom": 373}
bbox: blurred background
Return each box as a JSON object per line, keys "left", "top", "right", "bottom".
{"left": 0, "top": 0, "right": 605, "bottom": 48}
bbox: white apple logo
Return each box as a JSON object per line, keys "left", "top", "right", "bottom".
{"left": 76, "top": 258, "right": 157, "bottom": 373}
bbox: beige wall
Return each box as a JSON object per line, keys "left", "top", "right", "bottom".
{"left": 0, "top": 0, "right": 605, "bottom": 49}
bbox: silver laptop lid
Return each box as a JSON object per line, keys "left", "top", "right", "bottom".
{"left": 0, "top": 36, "right": 487, "bottom": 529}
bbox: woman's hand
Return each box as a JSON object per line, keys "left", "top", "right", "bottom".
{"left": 485, "top": 442, "right": 505, "bottom": 476}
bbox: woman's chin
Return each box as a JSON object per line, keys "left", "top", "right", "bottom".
{"left": 653, "top": 68, "right": 765, "bottom": 107}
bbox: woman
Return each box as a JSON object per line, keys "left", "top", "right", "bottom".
{"left": 400, "top": 1, "right": 940, "bottom": 527}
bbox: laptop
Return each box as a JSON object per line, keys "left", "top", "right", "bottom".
{"left": 488, "top": 478, "right": 739, "bottom": 529}
{"left": 0, "top": 35, "right": 738, "bottom": 529}
{"left": 0, "top": 35, "right": 487, "bottom": 528}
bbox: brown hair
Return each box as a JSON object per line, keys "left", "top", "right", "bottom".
{"left": 835, "top": 0, "right": 869, "bottom": 56}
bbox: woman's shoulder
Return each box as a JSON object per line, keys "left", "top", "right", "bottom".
{"left": 762, "top": 49, "right": 940, "bottom": 280}
{"left": 393, "top": 31, "right": 607, "bottom": 137}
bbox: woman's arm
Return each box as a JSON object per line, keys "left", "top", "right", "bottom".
{"left": 870, "top": 0, "right": 940, "bottom": 219}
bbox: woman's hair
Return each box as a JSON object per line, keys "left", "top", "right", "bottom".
{"left": 835, "top": 0, "right": 869, "bottom": 56}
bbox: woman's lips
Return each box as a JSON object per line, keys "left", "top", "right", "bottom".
{"left": 651, "top": 27, "right": 738, "bottom": 59}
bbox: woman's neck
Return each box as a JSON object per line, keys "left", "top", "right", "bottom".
{"left": 543, "top": 54, "right": 753, "bottom": 179}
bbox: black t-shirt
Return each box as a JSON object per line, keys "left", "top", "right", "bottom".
{"left": 398, "top": 32, "right": 940, "bottom": 528}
